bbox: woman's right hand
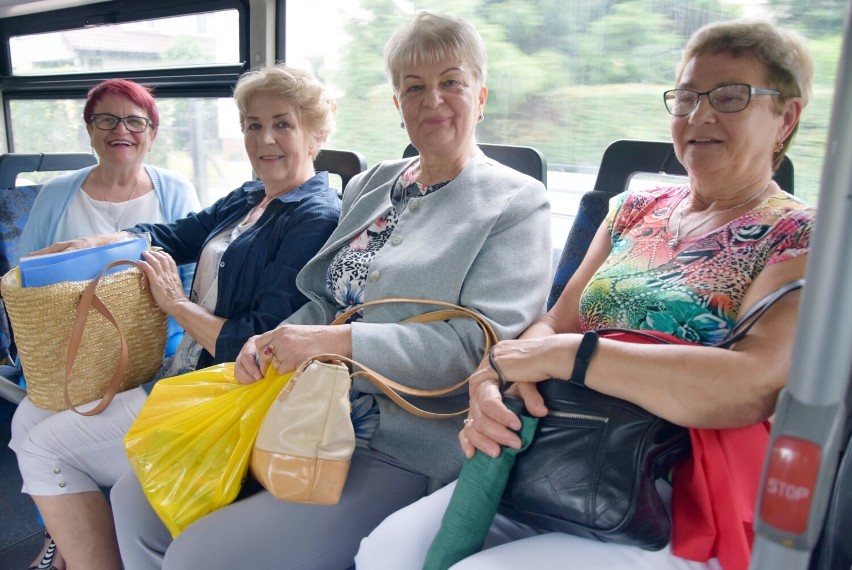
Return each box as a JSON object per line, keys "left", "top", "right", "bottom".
{"left": 460, "top": 336, "right": 574, "bottom": 458}
{"left": 234, "top": 324, "right": 353, "bottom": 384}
{"left": 30, "top": 232, "right": 132, "bottom": 256}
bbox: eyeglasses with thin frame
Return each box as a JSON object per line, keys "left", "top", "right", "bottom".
{"left": 88, "top": 113, "right": 152, "bottom": 133}
{"left": 663, "top": 83, "right": 780, "bottom": 116}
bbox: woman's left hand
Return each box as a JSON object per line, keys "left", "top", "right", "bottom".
{"left": 138, "top": 249, "right": 188, "bottom": 314}
{"left": 460, "top": 336, "right": 572, "bottom": 458}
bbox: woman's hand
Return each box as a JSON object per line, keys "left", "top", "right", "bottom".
{"left": 30, "top": 232, "right": 132, "bottom": 256}
{"left": 138, "top": 249, "right": 188, "bottom": 314}
{"left": 459, "top": 336, "right": 575, "bottom": 459}
{"left": 234, "top": 324, "right": 352, "bottom": 384}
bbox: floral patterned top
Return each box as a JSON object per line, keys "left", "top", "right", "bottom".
{"left": 325, "top": 162, "right": 452, "bottom": 442}
{"left": 578, "top": 185, "right": 814, "bottom": 345}
{"left": 326, "top": 163, "right": 450, "bottom": 317}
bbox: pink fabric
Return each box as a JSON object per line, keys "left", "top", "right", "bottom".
{"left": 671, "top": 423, "right": 771, "bottom": 570}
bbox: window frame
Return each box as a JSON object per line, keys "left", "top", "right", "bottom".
{"left": 0, "top": 0, "right": 251, "bottom": 152}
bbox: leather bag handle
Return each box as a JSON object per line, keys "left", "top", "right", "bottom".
{"left": 715, "top": 278, "right": 805, "bottom": 349}
{"left": 64, "top": 259, "right": 148, "bottom": 416}
{"left": 313, "top": 298, "right": 500, "bottom": 419}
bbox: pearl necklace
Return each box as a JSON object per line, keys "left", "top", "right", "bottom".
{"left": 100, "top": 168, "right": 140, "bottom": 231}
{"left": 669, "top": 181, "right": 771, "bottom": 248}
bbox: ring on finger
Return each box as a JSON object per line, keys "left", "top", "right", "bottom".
{"left": 463, "top": 418, "right": 474, "bottom": 426}
{"left": 262, "top": 345, "right": 275, "bottom": 356}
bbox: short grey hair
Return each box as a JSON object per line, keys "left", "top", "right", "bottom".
{"left": 384, "top": 12, "right": 487, "bottom": 94}
{"left": 677, "top": 19, "right": 815, "bottom": 171}
{"left": 233, "top": 63, "right": 337, "bottom": 148}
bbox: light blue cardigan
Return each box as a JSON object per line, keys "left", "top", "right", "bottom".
{"left": 17, "top": 164, "right": 200, "bottom": 259}
{"left": 286, "top": 151, "right": 552, "bottom": 483}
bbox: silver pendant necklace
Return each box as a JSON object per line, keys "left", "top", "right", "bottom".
{"left": 669, "top": 181, "right": 771, "bottom": 248}
{"left": 100, "top": 168, "right": 140, "bottom": 231}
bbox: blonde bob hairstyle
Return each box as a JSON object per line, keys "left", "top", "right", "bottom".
{"left": 233, "top": 63, "right": 337, "bottom": 154}
{"left": 384, "top": 11, "right": 487, "bottom": 95}
{"left": 676, "top": 19, "right": 814, "bottom": 171}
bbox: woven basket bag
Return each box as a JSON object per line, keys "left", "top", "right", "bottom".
{"left": 0, "top": 260, "right": 166, "bottom": 413}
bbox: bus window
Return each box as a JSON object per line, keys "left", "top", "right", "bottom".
{"left": 285, "top": 0, "right": 842, "bottom": 251}
{"left": 0, "top": 1, "right": 250, "bottom": 206}
{"left": 8, "top": 96, "right": 245, "bottom": 205}
{"left": 8, "top": 11, "right": 240, "bottom": 75}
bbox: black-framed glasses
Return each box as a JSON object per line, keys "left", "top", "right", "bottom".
{"left": 663, "top": 83, "right": 780, "bottom": 116}
{"left": 88, "top": 113, "right": 152, "bottom": 133}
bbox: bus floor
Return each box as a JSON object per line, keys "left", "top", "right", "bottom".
{"left": 0, "top": 397, "right": 45, "bottom": 569}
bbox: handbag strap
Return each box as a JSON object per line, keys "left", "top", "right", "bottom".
{"left": 64, "top": 259, "right": 147, "bottom": 416}
{"left": 316, "top": 298, "right": 500, "bottom": 419}
{"left": 714, "top": 278, "right": 805, "bottom": 349}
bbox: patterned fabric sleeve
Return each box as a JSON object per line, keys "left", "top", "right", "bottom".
{"left": 763, "top": 206, "right": 814, "bottom": 267}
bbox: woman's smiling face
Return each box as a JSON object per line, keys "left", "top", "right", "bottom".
{"left": 87, "top": 93, "right": 156, "bottom": 168}
{"left": 671, "top": 52, "right": 790, "bottom": 186}
{"left": 395, "top": 59, "right": 486, "bottom": 161}
{"left": 242, "top": 91, "right": 318, "bottom": 194}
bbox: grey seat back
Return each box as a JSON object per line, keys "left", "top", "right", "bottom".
{"left": 403, "top": 142, "right": 547, "bottom": 186}
{"left": 314, "top": 148, "right": 367, "bottom": 195}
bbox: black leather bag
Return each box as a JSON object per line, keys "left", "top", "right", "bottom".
{"left": 499, "top": 337, "right": 691, "bottom": 551}
{"left": 499, "top": 280, "right": 805, "bottom": 551}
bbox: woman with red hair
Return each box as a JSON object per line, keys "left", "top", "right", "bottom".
{"left": 14, "top": 78, "right": 199, "bottom": 570}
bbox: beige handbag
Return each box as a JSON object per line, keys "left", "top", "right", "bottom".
{"left": 1, "top": 259, "right": 166, "bottom": 414}
{"left": 250, "top": 298, "right": 498, "bottom": 505}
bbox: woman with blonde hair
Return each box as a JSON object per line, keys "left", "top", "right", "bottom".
{"left": 10, "top": 64, "right": 341, "bottom": 570}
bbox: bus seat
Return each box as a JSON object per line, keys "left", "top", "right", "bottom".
{"left": 314, "top": 148, "right": 367, "bottom": 195}
{"left": 0, "top": 152, "right": 97, "bottom": 405}
{"left": 402, "top": 142, "right": 548, "bottom": 186}
{"left": 547, "top": 139, "right": 795, "bottom": 309}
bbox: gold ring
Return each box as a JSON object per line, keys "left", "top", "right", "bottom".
{"left": 262, "top": 345, "right": 275, "bottom": 356}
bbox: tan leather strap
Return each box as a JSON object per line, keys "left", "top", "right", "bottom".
{"left": 320, "top": 298, "right": 500, "bottom": 419}
{"left": 64, "top": 259, "right": 147, "bottom": 416}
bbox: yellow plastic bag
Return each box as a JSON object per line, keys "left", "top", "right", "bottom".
{"left": 124, "top": 363, "right": 291, "bottom": 537}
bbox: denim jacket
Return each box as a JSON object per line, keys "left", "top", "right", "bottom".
{"left": 131, "top": 172, "right": 340, "bottom": 367}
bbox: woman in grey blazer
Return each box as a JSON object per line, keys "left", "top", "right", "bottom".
{"left": 110, "top": 12, "right": 551, "bottom": 570}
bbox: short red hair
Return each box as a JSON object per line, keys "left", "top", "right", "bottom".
{"left": 83, "top": 79, "right": 159, "bottom": 129}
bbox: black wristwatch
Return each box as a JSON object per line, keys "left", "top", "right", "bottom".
{"left": 571, "top": 331, "right": 599, "bottom": 386}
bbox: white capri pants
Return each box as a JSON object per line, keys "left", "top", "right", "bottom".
{"left": 356, "top": 480, "right": 724, "bottom": 570}
{"left": 8, "top": 387, "right": 147, "bottom": 496}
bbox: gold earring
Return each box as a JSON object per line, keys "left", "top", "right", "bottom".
{"left": 774, "top": 141, "right": 784, "bottom": 154}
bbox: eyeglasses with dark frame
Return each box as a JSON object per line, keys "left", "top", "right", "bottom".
{"left": 88, "top": 113, "right": 153, "bottom": 133}
{"left": 663, "top": 83, "right": 781, "bottom": 116}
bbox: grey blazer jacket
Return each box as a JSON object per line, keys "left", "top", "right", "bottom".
{"left": 286, "top": 150, "right": 551, "bottom": 483}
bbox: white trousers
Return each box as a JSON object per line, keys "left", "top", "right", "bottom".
{"left": 355, "top": 480, "right": 723, "bottom": 570}
{"left": 9, "top": 387, "right": 147, "bottom": 496}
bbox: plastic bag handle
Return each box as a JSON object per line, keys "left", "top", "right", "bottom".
{"left": 64, "top": 259, "right": 148, "bottom": 416}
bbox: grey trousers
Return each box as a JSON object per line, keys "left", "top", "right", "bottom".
{"left": 111, "top": 447, "right": 431, "bottom": 570}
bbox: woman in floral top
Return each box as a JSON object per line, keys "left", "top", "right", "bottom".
{"left": 358, "top": 19, "right": 816, "bottom": 570}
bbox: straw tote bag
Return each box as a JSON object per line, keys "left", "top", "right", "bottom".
{"left": 1, "top": 259, "right": 167, "bottom": 414}
{"left": 250, "top": 298, "right": 498, "bottom": 505}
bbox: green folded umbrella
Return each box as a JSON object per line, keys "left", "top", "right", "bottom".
{"left": 423, "top": 398, "right": 538, "bottom": 570}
